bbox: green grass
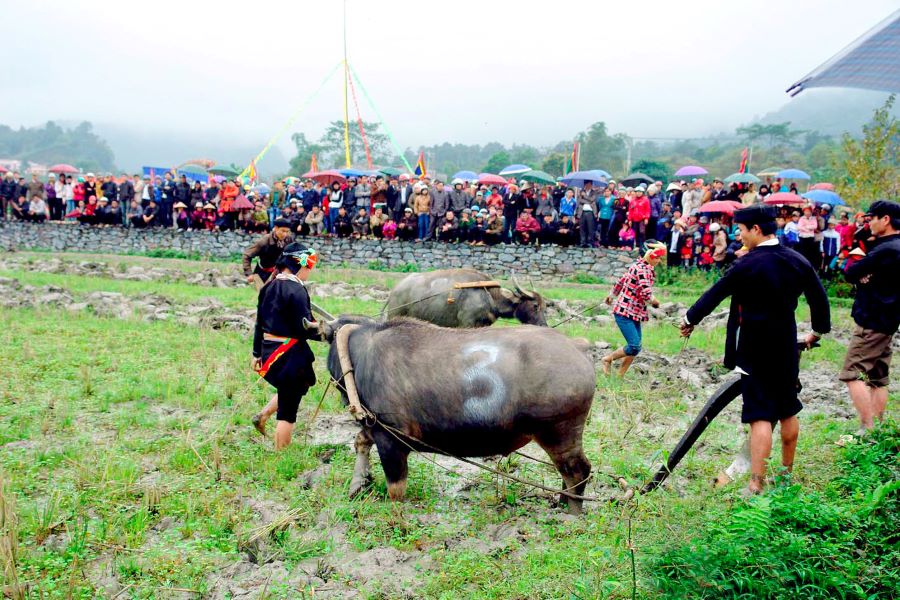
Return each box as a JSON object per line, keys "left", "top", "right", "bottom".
{"left": 0, "top": 253, "right": 893, "bottom": 598}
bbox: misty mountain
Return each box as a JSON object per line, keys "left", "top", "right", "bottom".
{"left": 747, "top": 89, "right": 896, "bottom": 136}
{"left": 88, "top": 123, "right": 290, "bottom": 176}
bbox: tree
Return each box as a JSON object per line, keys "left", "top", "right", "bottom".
{"left": 735, "top": 122, "right": 801, "bottom": 147}
{"left": 541, "top": 152, "right": 566, "bottom": 177}
{"left": 482, "top": 151, "right": 510, "bottom": 174}
{"left": 835, "top": 95, "right": 899, "bottom": 209}
{"left": 574, "top": 122, "right": 627, "bottom": 175}
{"left": 316, "top": 120, "right": 393, "bottom": 167}
{"left": 0, "top": 120, "right": 115, "bottom": 172}
{"left": 287, "top": 133, "right": 323, "bottom": 176}
{"left": 629, "top": 159, "right": 669, "bottom": 184}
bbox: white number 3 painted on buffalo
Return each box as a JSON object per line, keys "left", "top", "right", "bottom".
{"left": 461, "top": 343, "right": 507, "bottom": 423}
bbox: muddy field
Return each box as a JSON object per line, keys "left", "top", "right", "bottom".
{"left": 0, "top": 252, "right": 890, "bottom": 598}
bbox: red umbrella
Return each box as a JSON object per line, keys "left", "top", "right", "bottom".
{"left": 808, "top": 182, "right": 834, "bottom": 191}
{"left": 301, "top": 170, "right": 317, "bottom": 178}
{"left": 48, "top": 164, "right": 79, "bottom": 174}
{"left": 231, "top": 195, "right": 254, "bottom": 210}
{"left": 477, "top": 173, "right": 509, "bottom": 186}
{"left": 309, "top": 170, "right": 346, "bottom": 186}
{"left": 0, "top": 165, "right": 7, "bottom": 174}
{"left": 698, "top": 200, "right": 745, "bottom": 215}
{"left": 764, "top": 192, "right": 806, "bottom": 205}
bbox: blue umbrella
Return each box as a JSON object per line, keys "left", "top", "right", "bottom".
{"left": 560, "top": 170, "right": 608, "bottom": 188}
{"left": 452, "top": 170, "right": 478, "bottom": 181}
{"left": 338, "top": 167, "right": 367, "bottom": 177}
{"left": 499, "top": 164, "right": 532, "bottom": 176}
{"left": 802, "top": 189, "right": 845, "bottom": 206}
{"left": 777, "top": 168, "right": 811, "bottom": 180}
{"left": 590, "top": 169, "right": 612, "bottom": 179}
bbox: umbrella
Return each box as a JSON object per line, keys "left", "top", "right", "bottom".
{"left": 208, "top": 165, "right": 240, "bottom": 177}
{"left": 620, "top": 172, "right": 654, "bottom": 187}
{"left": 698, "top": 200, "right": 745, "bottom": 215}
{"left": 282, "top": 176, "right": 300, "bottom": 185}
{"left": 452, "top": 170, "right": 478, "bottom": 181}
{"left": 177, "top": 164, "right": 208, "bottom": 175}
{"left": 499, "top": 164, "right": 532, "bottom": 176}
{"left": 559, "top": 169, "right": 608, "bottom": 188}
{"left": 0, "top": 165, "right": 7, "bottom": 174}
{"left": 724, "top": 172, "right": 761, "bottom": 184}
{"left": 309, "top": 170, "right": 346, "bottom": 186}
{"left": 252, "top": 183, "right": 270, "bottom": 195}
{"left": 802, "top": 189, "right": 845, "bottom": 206}
{"left": 48, "top": 163, "right": 79, "bottom": 174}
{"left": 809, "top": 182, "right": 835, "bottom": 191}
{"left": 777, "top": 168, "right": 811, "bottom": 180}
{"left": 338, "top": 167, "right": 367, "bottom": 178}
{"left": 477, "top": 173, "right": 509, "bottom": 186}
{"left": 379, "top": 167, "right": 404, "bottom": 177}
{"left": 674, "top": 165, "right": 708, "bottom": 177}
{"left": 764, "top": 192, "right": 806, "bottom": 205}
{"left": 212, "top": 175, "right": 225, "bottom": 183}
{"left": 590, "top": 169, "right": 612, "bottom": 179}
{"left": 232, "top": 195, "right": 255, "bottom": 210}
{"left": 301, "top": 170, "right": 318, "bottom": 178}
{"left": 756, "top": 166, "right": 783, "bottom": 177}
{"left": 520, "top": 170, "right": 556, "bottom": 185}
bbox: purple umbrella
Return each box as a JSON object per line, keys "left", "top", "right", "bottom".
{"left": 675, "top": 165, "right": 708, "bottom": 177}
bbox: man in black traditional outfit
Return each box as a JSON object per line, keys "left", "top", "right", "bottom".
{"left": 242, "top": 219, "right": 294, "bottom": 289}
{"left": 250, "top": 243, "right": 320, "bottom": 449}
{"left": 680, "top": 205, "right": 831, "bottom": 494}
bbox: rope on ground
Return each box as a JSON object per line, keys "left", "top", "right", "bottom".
{"left": 550, "top": 302, "right": 605, "bottom": 328}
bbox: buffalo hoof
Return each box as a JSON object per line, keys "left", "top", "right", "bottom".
{"left": 348, "top": 474, "right": 373, "bottom": 498}
{"left": 251, "top": 413, "right": 267, "bottom": 437}
{"left": 565, "top": 501, "right": 583, "bottom": 516}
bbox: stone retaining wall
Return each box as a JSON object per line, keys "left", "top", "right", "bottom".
{"left": 0, "top": 222, "right": 634, "bottom": 279}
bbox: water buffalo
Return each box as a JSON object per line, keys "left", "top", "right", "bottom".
{"left": 313, "top": 315, "right": 595, "bottom": 514}
{"left": 385, "top": 269, "right": 547, "bottom": 328}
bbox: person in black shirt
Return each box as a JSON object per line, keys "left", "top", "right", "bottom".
{"left": 251, "top": 243, "right": 321, "bottom": 449}
{"left": 681, "top": 205, "right": 830, "bottom": 495}
{"left": 840, "top": 200, "right": 900, "bottom": 431}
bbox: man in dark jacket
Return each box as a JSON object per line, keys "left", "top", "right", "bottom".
{"left": 118, "top": 174, "right": 135, "bottom": 224}
{"left": 501, "top": 184, "right": 522, "bottom": 243}
{"left": 681, "top": 205, "right": 831, "bottom": 495}
{"left": 840, "top": 200, "right": 900, "bottom": 431}
{"left": 0, "top": 172, "right": 16, "bottom": 219}
{"left": 100, "top": 174, "right": 118, "bottom": 202}
{"left": 159, "top": 173, "right": 176, "bottom": 227}
{"left": 242, "top": 219, "right": 295, "bottom": 289}
{"left": 449, "top": 180, "right": 469, "bottom": 215}
{"left": 174, "top": 175, "right": 192, "bottom": 207}
{"left": 429, "top": 180, "right": 451, "bottom": 239}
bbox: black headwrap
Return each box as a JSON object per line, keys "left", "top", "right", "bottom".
{"left": 733, "top": 205, "right": 776, "bottom": 227}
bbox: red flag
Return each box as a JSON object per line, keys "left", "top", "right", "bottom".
{"left": 739, "top": 147, "right": 749, "bottom": 173}
{"left": 309, "top": 153, "right": 319, "bottom": 173}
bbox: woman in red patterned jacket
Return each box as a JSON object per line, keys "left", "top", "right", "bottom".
{"left": 601, "top": 241, "right": 667, "bottom": 376}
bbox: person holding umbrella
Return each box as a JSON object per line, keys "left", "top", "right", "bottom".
{"left": 601, "top": 241, "right": 667, "bottom": 376}
{"left": 576, "top": 181, "right": 598, "bottom": 248}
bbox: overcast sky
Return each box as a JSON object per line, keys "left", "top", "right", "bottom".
{"left": 2, "top": 0, "right": 896, "bottom": 153}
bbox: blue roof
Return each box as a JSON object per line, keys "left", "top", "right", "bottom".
{"left": 787, "top": 9, "right": 900, "bottom": 96}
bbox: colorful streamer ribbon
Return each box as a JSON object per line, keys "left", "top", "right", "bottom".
{"left": 347, "top": 71, "right": 373, "bottom": 169}
{"left": 348, "top": 63, "right": 414, "bottom": 174}
{"left": 239, "top": 61, "right": 344, "bottom": 180}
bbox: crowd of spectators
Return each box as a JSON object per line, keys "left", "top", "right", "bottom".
{"left": 0, "top": 169, "right": 862, "bottom": 274}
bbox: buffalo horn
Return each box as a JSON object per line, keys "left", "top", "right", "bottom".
{"left": 510, "top": 272, "right": 535, "bottom": 299}
{"left": 310, "top": 302, "right": 335, "bottom": 321}
{"left": 302, "top": 317, "right": 318, "bottom": 330}
{"left": 335, "top": 324, "right": 367, "bottom": 421}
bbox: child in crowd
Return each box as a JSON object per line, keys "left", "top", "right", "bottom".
{"left": 619, "top": 220, "right": 636, "bottom": 249}
{"left": 698, "top": 245, "right": 714, "bottom": 270}
{"left": 783, "top": 211, "right": 800, "bottom": 248}
{"left": 381, "top": 216, "right": 397, "bottom": 240}
{"left": 680, "top": 236, "right": 694, "bottom": 267}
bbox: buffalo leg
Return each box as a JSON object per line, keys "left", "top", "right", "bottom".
{"left": 348, "top": 428, "right": 374, "bottom": 498}
{"left": 373, "top": 431, "right": 410, "bottom": 501}
{"left": 537, "top": 434, "right": 592, "bottom": 515}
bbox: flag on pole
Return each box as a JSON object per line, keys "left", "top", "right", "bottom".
{"left": 309, "top": 153, "right": 319, "bottom": 173}
{"left": 247, "top": 160, "right": 258, "bottom": 183}
{"left": 739, "top": 147, "right": 749, "bottom": 173}
{"left": 563, "top": 142, "right": 580, "bottom": 176}
{"left": 414, "top": 151, "right": 427, "bottom": 177}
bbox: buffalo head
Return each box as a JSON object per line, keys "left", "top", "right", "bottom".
{"left": 508, "top": 274, "right": 548, "bottom": 326}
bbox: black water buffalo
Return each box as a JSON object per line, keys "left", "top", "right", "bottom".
{"left": 316, "top": 315, "right": 595, "bottom": 513}
{"left": 384, "top": 269, "right": 547, "bottom": 328}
